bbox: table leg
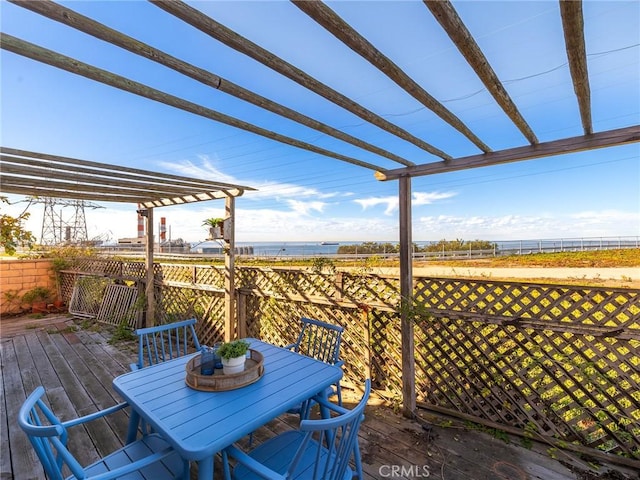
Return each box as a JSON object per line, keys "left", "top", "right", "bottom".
{"left": 317, "top": 389, "right": 331, "bottom": 420}
{"left": 198, "top": 456, "right": 214, "bottom": 480}
{"left": 126, "top": 409, "right": 140, "bottom": 444}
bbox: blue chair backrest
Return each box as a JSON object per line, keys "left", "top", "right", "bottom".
{"left": 292, "top": 317, "right": 343, "bottom": 365}
{"left": 134, "top": 318, "right": 201, "bottom": 369}
{"left": 294, "top": 379, "right": 371, "bottom": 480}
{"left": 18, "top": 386, "right": 86, "bottom": 480}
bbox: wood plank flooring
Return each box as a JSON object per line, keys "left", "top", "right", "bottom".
{"left": 1, "top": 314, "right": 636, "bottom": 480}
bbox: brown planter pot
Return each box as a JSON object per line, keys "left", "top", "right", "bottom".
{"left": 51, "top": 300, "right": 66, "bottom": 312}
{"left": 31, "top": 302, "right": 49, "bottom": 314}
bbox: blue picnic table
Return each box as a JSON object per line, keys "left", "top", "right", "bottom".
{"left": 112, "top": 338, "right": 343, "bottom": 480}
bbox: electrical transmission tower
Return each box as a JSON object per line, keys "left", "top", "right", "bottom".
{"left": 37, "top": 198, "right": 104, "bottom": 245}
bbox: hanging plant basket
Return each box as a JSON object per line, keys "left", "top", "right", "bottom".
{"left": 208, "top": 226, "right": 223, "bottom": 240}
{"left": 203, "top": 218, "right": 226, "bottom": 240}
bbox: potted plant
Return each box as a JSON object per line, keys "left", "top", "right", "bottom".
{"left": 21, "top": 286, "right": 52, "bottom": 314}
{"left": 203, "top": 218, "right": 225, "bottom": 240}
{"left": 217, "top": 339, "right": 250, "bottom": 375}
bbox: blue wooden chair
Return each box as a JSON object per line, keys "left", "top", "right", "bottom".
{"left": 130, "top": 317, "right": 201, "bottom": 371}
{"left": 285, "top": 317, "right": 345, "bottom": 415}
{"left": 18, "top": 386, "right": 189, "bottom": 480}
{"left": 222, "top": 379, "right": 370, "bottom": 480}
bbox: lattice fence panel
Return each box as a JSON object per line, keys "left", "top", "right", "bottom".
{"left": 122, "top": 262, "right": 145, "bottom": 279}
{"left": 60, "top": 271, "right": 81, "bottom": 303}
{"left": 71, "top": 260, "right": 640, "bottom": 460}
{"left": 236, "top": 267, "right": 339, "bottom": 299}
{"left": 153, "top": 285, "right": 225, "bottom": 344}
{"left": 340, "top": 273, "right": 401, "bottom": 308}
{"left": 243, "top": 296, "right": 369, "bottom": 388}
{"left": 414, "top": 278, "right": 639, "bottom": 328}
{"left": 415, "top": 314, "right": 640, "bottom": 458}
{"left": 71, "top": 258, "right": 131, "bottom": 277}
{"left": 96, "top": 284, "right": 141, "bottom": 328}
{"left": 367, "top": 310, "right": 403, "bottom": 397}
{"left": 330, "top": 308, "right": 371, "bottom": 388}
{"left": 245, "top": 296, "right": 300, "bottom": 348}
{"left": 159, "top": 264, "right": 197, "bottom": 284}
{"left": 68, "top": 275, "right": 113, "bottom": 318}
{"left": 195, "top": 266, "right": 226, "bottom": 288}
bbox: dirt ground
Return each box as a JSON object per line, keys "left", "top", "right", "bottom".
{"left": 373, "top": 265, "right": 640, "bottom": 289}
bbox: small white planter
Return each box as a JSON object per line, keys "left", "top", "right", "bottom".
{"left": 222, "top": 355, "right": 246, "bottom": 375}
{"left": 208, "top": 226, "right": 222, "bottom": 240}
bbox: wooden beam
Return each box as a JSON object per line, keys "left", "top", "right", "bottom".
{"left": 423, "top": 0, "right": 538, "bottom": 145}
{"left": 375, "top": 125, "right": 640, "bottom": 181}
{"left": 0, "top": 161, "right": 214, "bottom": 198}
{"left": 0, "top": 171, "right": 223, "bottom": 201}
{"left": 398, "top": 176, "right": 416, "bottom": 417}
{"left": 1, "top": 147, "right": 252, "bottom": 191}
{"left": 0, "top": 174, "right": 243, "bottom": 206}
{"left": 0, "top": 184, "right": 148, "bottom": 203}
{"left": 293, "top": 0, "right": 491, "bottom": 153}
{"left": 0, "top": 33, "right": 386, "bottom": 173}
{"left": 559, "top": 0, "right": 592, "bottom": 135}
{"left": 9, "top": 0, "right": 414, "bottom": 168}
{"left": 150, "top": 0, "right": 453, "bottom": 161}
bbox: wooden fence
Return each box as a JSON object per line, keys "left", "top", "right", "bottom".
{"left": 59, "top": 259, "right": 640, "bottom": 465}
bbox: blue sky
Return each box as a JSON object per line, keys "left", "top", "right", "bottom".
{"left": 1, "top": 0, "right": 639, "bottom": 244}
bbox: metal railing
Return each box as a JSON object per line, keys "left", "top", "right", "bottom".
{"left": 85, "top": 235, "right": 639, "bottom": 261}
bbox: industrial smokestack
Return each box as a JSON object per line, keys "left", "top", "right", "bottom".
{"left": 160, "top": 217, "right": 167, "bottom": 241}
{"left": 137, "top": 213, "right": 145, "bottom": 238}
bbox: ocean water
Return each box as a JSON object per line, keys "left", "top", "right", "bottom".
{"left": 191, "top": 236, "right": 639, "bottom": 257}
{"left": 196, "top": 241, "right": 348, "bottom": 257}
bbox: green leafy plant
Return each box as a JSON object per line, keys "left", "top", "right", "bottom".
{"left": 108, "top": 322, "right": 137, "bottom": 344}
{"left": 0, "top": 196, "right": 36, "bottom": 255}
{"left": 203, "top": 217, "right": 225, "bottom": 240}
{"left": 311, "top": 257, "right": 336, "bottom": 274}
{"left": 2, "top": 289, "right": 23, "bottom": 313}
{"left": 21, "top": 286, "right": 52, "bottom": 304}
{"left": 397, "top": 295, "right": 433, "bottom": 323}
{"left": 217, "top": 339, "right": 250, "bottom": 360}
{"left": 202, "top": 218, "right": 224, "bottom": 228}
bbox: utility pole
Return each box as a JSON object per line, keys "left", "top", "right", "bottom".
{"left": 36, "top": 197, "right": 103, "bottom": 245}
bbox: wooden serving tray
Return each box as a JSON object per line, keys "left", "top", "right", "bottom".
{"left": 185, "top": 349, "right": 264, "bottom": 392}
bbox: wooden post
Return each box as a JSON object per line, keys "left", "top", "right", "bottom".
{"left": 398, "top": 176, "right": 416, "bottom": 417}
{"left": 237, "top": 291, "right": 247, "bottom": 339}
{"left": 224, "top": 196, "right": 236, "bottom": 341}
{"left": 144, "top": 206, "right": 155, "bottom": 327}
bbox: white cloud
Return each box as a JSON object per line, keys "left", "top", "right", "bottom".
{"left": 8, "top": 202, "right": 639, "bottom": 245}
{"left": 163, "top": 155, "right": 351, "bottom": 202}
{"left": 354, "top": 196, "right": 398, "bottom": 215}
{"left": 416, "top": 210, "right": 640, "bottom": 240}
{"left": 160, "top": 156, "right": 240, "bottom": 185}
{"left": 570, "top": 210, "right": 639, "bottom": 224}
{"left": 412, "top": 191, "right": 457, "bottom": 205}
{"left": 258, "top": 182, "right": 334, "bottom": 200}
{"left": 285, "top": 200, "right": 326, "bottom": 215}
{"left": 354, "top": 191, "right": 457, "bottom": 215}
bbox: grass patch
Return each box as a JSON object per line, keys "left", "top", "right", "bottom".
{"left": 107, "top": 322, "right": 137, "bottom": 344}
{"left": 437, "top": 248, "right": 640, "bottom": 268}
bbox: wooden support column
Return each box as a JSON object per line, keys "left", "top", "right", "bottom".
{"left": 224, "top": 196, "right": 236, "bottom": 341}
{"left": 398, "top": 176, "right": 416, "bottom": 417}
{"left": 143, "top": 206, "right": 155, "bottom": 327}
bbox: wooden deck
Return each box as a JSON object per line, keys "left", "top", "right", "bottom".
{"left": 1, "top": 314, "right": 636, "bottom": 480}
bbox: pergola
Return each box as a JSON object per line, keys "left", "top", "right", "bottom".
{"left": 1, "top": 0, "right": 638, "bottom": 415}
{"left": 0, "top": 146, "right": 255, "bottom": 339}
